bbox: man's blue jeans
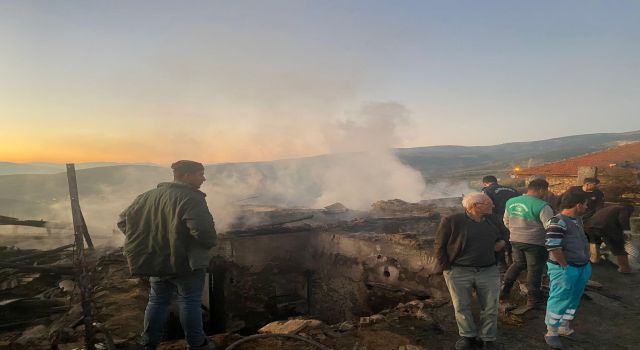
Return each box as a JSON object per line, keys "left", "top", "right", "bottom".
{"left": 142, "top": 269, "right": 207, "bottom": 348}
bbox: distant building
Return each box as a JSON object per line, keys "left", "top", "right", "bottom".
{"left": 513, "top": 142, "right": 640, "bottom": 206}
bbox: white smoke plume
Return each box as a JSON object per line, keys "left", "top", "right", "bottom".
{"left": 314, "top": 102, "right": 427, "bottom": 210}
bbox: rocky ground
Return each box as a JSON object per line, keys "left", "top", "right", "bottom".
{"left": 2, "top": 246, "right": 639, "bottom": 350}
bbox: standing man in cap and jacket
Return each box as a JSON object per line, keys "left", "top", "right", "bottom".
{"left": 118, "top": 160, "right": 217, "bottom": 350}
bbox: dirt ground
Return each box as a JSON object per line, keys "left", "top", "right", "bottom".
{"left": 154, "top": 260, "right": 640, "bottom": 350}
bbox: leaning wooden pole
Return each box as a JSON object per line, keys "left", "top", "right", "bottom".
{"left": 66, "top": 163, "right": 96, "bottom": 350}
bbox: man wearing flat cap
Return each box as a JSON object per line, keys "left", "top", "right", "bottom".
{"left": 118, "top": 160, "right": 217, "bottom": 350}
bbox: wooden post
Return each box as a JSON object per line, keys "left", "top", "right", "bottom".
{"left": 66, "top": 163, "right": 95, "bottom": 350}
{"left": 80, "top": 211, "right": 94, "bottom": 249}
{"left": 66, "top": 166, "right": 94, "bottom": 249}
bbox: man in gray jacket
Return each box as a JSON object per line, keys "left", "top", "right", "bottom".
{"left": 118, "top": 160, "right": 217, "bottom": 350}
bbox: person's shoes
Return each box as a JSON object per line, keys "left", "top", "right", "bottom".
{"left": 544, "top": 335, "right": 563, "bottom": 349}
{"left": 139, "top": 342, "right": 156, "bottom": 350}
{"left": 483, "top": 341, "right": 503, "bottom": 350}
{"left": 499, "top": 285, "right": 511, "bottom": 301}
{"left": 454, "top": 337, "right": 476, "bottom": 350}
{"left": 557, "top": 326, "right": 575, "bottom": 338}
{"left": 189, "top": 339, "right": 218, "bottom": 350}
{"left": 615, "top": 255, "right": 633, "bottom": 274}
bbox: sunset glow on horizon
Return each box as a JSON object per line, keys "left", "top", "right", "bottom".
{"left": 2, "top": 1, "right": 639, "bottom": 164}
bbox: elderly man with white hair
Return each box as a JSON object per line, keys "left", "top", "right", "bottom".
{"left": 434, "top": 193, "right": 508, "bottom": 350}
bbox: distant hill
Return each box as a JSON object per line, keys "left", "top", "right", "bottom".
{"left": 0, "top": 162, "right": 159, "bottom": 175}
{"left": 517, "top": 141, "right": 640, "bottom": 176}
{"left": 395, "top": 130, "right": 640, "bottom": 179}
{"left": 1, "top": 130, "right": 639, "bottom": 221}
{"left": 0, "top": 162, "right": 63, "bottom": 175}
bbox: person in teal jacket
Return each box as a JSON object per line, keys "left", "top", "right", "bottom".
{"left": 118, "top": 160, "right": 217, "bottom": 350}
{"left": 500, "top": 179, "right": 554, "bottom": 308}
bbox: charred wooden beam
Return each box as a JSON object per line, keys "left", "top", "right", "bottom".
{"left": 364, "top": 281, "right": 430, "bottom": 299}
{"left": 0, "top": 262, "right": 74, "bottom": 274}
{"left": 0, "top": 317, "right": 49, "bottom": 330}
{"left": 257, "top": 214, "right": 314, "bottom": 228}
{"left": 226, "top": 215, "right": 315, "bottom": 236}
{"left": 0, "top": 297, "right": 68, "bottom": 309}
{"left": 0, "top": 216, "right": 47, "bottom": 228}
{"left": 226, "top": 226, "right": 316, "bottom": 237}
{"left": 6, "top": 244, "right": 74, "bottom": 263}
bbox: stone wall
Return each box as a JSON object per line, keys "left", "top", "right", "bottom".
{"left": 207, "top": 229, "right": 446, "bottom": 333}
{"left": 545, "top": 175, "right": 578, "bottom": 195}
{"left": 529, "top": 167, "right": 640, "bottom": 206}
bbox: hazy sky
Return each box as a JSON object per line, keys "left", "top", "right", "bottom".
{"left": 1, "top": 1, "right": 639, "bottom": 164}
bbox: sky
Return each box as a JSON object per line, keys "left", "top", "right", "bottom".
{"left": 1, "top": 1, "right": 639, "bottom": 164}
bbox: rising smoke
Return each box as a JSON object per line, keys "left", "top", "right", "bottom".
{"left": 313, "top": 102, "right": 427, "bottom": 209}
{"left": 1, "top": 102, "right": 474, "bottom": 248}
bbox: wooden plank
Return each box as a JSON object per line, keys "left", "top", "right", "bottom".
{"left": 66, "top": 163, "right": 95, "bottom": 350}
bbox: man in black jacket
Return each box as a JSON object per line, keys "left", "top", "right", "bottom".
{"left": 585, "top": 204, "right": 635, "bottom": 273}
{"left": 557, "top": 177, "right": 604, "bottom": 222}
{"left": 482, "top": 175, "right": 520, "bottom": 269}
{"left": 481, "top": 175, "right": 520, "bottom": 217}
{"left": 434, "top": 193, "right": 508, "bottom": 350}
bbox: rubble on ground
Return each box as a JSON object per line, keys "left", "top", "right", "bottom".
{"left": 2, "top": 200, "right": 640, "bottom": 350}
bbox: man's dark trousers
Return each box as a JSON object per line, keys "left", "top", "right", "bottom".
{"left": 141, "top": 269, "right": 207, "bottom": 348}
{"left": 502, "top": 242, "right": 548, "bottom": 302}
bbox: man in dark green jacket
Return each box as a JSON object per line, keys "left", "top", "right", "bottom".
{"left": 118, "top": 160, "right": 217, "bottom": 350}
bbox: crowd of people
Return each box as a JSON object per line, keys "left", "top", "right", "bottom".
{"left": 434, "top": 175, "right": 636, "bottom": 350}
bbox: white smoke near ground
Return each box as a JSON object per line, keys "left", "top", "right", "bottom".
{"left": 313, "top": 102, "right": 427, "bottom": 210}
{"left": 200, "top": 166, "right": 268, "bottom": 232}
{"left": 36, "top": 166, "right": 169, "bottom": 249}
{"left": 201, "top": 101, "right": 432, "bottom": 224}
{"left": 200, "top": 101, "right": 472, "bottom": 224}
{"left": 423, "top": 180, "right": 476, "bottom": 200}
